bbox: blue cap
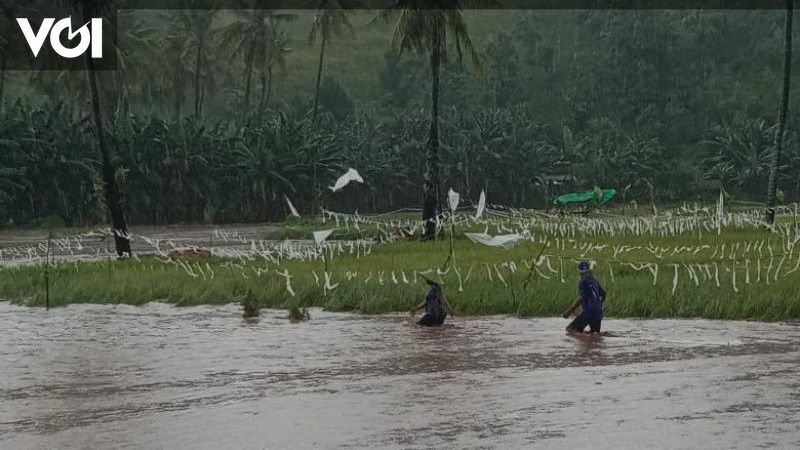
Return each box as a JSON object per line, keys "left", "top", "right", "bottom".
{"left": 577, "top": 260, "right": 591, "bottom": 273}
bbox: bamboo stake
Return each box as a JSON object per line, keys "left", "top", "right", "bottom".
{"left": 44, "top": 231, "right": 52, "bottom": 310}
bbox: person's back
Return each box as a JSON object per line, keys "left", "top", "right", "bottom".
{"left": 578, "top": 273, "right": 605, "bottom": 320}
{"left": 409, "top": 274, "right": 454, "bottom": 326}
{"left": 422, "top": 284, "right": 447, "bottom": 324}
{"left": 563, "top": 260, "right": 606, "bottom": 333}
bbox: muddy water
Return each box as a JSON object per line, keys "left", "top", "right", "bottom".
{"left": 1, "top": 303, "right": 798, "bottom": 449}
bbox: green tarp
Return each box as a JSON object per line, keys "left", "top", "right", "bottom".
{"left": 554, "top": 188, "right": 617, "bottom": 205}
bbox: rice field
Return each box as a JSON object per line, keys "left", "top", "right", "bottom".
{"left": 1, "top": 204, "right": 799, "bottom": 321}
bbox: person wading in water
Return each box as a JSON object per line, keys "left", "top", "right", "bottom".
{"left": 562, "top": 260, "right": 606, "bottom": 334}
{"left": 409, "top": 271, "right": 454, "bottom": 326}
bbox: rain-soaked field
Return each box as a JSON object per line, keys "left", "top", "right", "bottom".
{"left": 1, "top": 302, "right": 798, "bottom": 449}
{"left": 2, "top": 206, "right": 800, "bottom": 320}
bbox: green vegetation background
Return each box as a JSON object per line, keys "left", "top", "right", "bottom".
{"left": 1, "top": 9, "right": 799, "bottom": 227}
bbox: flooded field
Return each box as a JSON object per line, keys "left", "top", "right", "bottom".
{"left": 0, "top": 224, "right": 280, "bottom": 266}
{"left": 1, "top": 302, "right": 799, "bottom": 449}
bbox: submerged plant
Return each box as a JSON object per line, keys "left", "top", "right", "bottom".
{"left": 237, "top": 289, "right": 262, "bottom": 318}
{"left": 288, "top": 305, "right": 311, "bottom": 321}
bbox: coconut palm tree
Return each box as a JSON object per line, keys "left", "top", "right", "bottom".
{"left": 109, "top": 11, "right": 160, "bottom": 119}
{"left": 158, "top": 21, "right": 192, "bottom": 120}
{"left": 0, "top": 17, "right": 11, "bottom": 108}
{"left": 256, "top": 25, "right": 292, "bottom": 116}
{"left": 765, "top": 0, "right": 793, "bottom": 226}
{"left": 61, "top": 0, "right": 130, "bottom": 255}
{"left": 219, "top": 9, "right": 296, "bottom": 118}
{"left": 309, "top": 0, "right": 354, "bottom": 120}
{"left": 383, "top": 0, "right": 482, "bottom": 240}
{"left": 0, "top": 1, "right": 26, "bottom": 109}
{"left": 163, "top": 5, "right": 219, "bottom": 120}
{"left": 0, "top": 113, "right": 27, "bottom": 209}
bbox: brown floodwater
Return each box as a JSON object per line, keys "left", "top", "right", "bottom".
{"left": 1, "top": 302, "right": 798, "bottom": 449}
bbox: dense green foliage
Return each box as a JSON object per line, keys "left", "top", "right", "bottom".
{"left": 1, "top": 8, "right": 799, "bottom": 226}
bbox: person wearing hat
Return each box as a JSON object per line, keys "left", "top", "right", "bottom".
{"left": 409, "top": 271, "right": 454, "bottom": 326}
{"left": 562, "top": 260, "right": 606, "bottom": 333}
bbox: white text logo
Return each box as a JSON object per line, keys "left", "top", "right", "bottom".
{"left": 16, "top": 17, "right": 102, "bottom": 59}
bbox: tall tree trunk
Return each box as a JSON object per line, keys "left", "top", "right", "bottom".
{"left": 242, "top": 40, "right": 255, "bottom": 117}
{"left": 113, "top": 67, "right": 124, "bottom": 119}
{"left": 257, "top": 67, "right": 274, "bottom": 116}
{"left": 313, "top": 33, "right": 327, "bottom": 120}
{"left": 267, "top": 66, "right": 273, "bottom": 105}
{"left": 422, "top": 40, "right": 441, "bottom": 241}
{"left": 194, "top": 33, "right": 205, "bottom": 118}
{"left": 265, "top": 66, "right": 274, "bottom": 110}
{"left": 766, "top": 0, "right": 793, "bottom": 226}
{"left": 173, "top": 86, "right": 182, "bottom": 120}
{"left": 81, "top": 1, "right": 131, "bottom": 256}
{"left": 0, "top": 52, "right": 6, "bottom": 108}
{"left": 258, "top": 73, "right": 267, "bottom": 116}
{"left": 199, "top": 83, "right": 206, "bottom": 118}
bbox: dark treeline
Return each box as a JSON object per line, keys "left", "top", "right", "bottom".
{"left": 1, "top": 7, "right": 798, "bottom": 227}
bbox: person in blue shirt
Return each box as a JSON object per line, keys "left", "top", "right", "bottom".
{"left": 409, "top": 272, "right": 454, "bottom": 326}
{"left": 562, "top": 260, "right": 606, "bottom": 333}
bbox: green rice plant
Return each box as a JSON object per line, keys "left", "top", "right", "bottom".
{"left": 3, "top": 209, "right": 800, "bottom": 321}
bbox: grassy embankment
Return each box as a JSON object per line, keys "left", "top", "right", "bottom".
{"left": 1, "top": 208, "right": 799, "bottom": 321}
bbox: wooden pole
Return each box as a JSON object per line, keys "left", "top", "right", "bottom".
{"left": 44, "top": 231, "right": 52, "bottom": 310}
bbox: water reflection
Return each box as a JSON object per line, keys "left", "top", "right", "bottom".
{"left": 566, "top": 332, "right": 611, "bottom": 364}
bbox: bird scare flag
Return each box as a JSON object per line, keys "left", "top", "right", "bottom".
{"left": 313, "top": 229, "right": 334, "bottom": 245}
{"left": 448, "top": 189, "right": 460, "bottom": 212}
{"left": 284, "top": 195, "right": 300, "bottom": 218}
{"left": 330, "top": 168, "right": 364, "bottom": 192}
{"left": 476, "top": 190, "right": 486, "bottom": 219}
{"left": 464, "top": 232, "right": 527, "bottom": 250}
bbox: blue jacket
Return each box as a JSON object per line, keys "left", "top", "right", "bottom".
{"left": 578, "top": 274, "right": 606, "bottom": 320}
